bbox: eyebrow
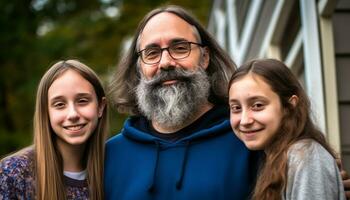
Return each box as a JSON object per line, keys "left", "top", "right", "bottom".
{"left": 49, "top": 93, "right": 93, "bottom": 102}
{"left": 143, "top": 38, "right": 189, "bottom": 49}
{"left": 248, "top": 96, "right": 266, "bottom": 101}
{"left": 228, "top": 99, "right": 239, "bottom": 104}
{"left": 229, "top": 96, "right": 268, "bottom": 103}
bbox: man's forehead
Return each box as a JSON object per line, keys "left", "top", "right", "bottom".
{"left": 139, "top": 12, "right": 197, "bottom": 48}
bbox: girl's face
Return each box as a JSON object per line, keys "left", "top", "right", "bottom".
{"left": 48, "top": 69, "right": 104, "bottom": 148}
{"left": 229, "top": 74, "right": 284, "bottom": 150}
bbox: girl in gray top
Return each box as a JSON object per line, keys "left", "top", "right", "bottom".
{"left": 228, "top": 58, "right": 345, "bottom": 200}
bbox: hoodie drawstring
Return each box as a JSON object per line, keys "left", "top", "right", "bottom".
{"left": 176, "top": 141, "right": 190, "bottom": 190}
{"left": 148, "top": 141, "right": 191, "bottom": 192}
{"left": 148, "top": 141, "right": 160, "bottom": 193}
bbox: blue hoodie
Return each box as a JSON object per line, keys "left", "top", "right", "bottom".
{"left": 105, "top": 106, "right": 259, "bottom": 200}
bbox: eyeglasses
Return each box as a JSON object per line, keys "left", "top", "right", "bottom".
{"left": 137, "top": 41, "right": 203, "bottom": 65}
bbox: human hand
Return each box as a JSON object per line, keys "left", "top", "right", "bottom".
{"left": 336, "top": 158, "right": 350, "bottom": 199}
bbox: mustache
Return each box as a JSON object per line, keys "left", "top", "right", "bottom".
{"left": 141, "top": 68, "right": 199, "bottom": 87}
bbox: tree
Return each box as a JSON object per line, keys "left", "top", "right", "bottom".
{"left": 0, "top": 0, "right": 211, "bottom": 156}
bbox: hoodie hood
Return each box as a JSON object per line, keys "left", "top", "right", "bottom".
{"left": 122, "top": 105, "right": 230, "bottom": 145}
{"left": 122, "top": 117, "right": 231, "bottom": 144}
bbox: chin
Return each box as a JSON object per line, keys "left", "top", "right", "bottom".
{"left": 67, "top": 138, "right": 89, "bottom": 146}
{"left": 244, "top": 141, "right": 264, "bottom": 151}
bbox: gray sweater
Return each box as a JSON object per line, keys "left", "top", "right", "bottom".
{"left": 283, "top": 139, "right": 345, "bottom": 200}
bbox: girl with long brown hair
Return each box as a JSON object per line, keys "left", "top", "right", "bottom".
{"left": 0, "top": 59, "right": 108, "bottom": 200}
{"left": 228, "top": 58, "right": 345, "bottom": 199}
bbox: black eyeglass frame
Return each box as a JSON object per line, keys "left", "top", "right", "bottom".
{"left": 137, "top": 41, "right": 204, "bottom": 65}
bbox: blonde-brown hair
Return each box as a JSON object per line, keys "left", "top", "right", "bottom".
{"left": 34, "top": 59, "right": 108, "bottom": 200}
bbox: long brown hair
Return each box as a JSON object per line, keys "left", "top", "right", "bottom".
{"left": 108, "top": 5, "right": 236, "bottom": 115}
{"left": 34, "top": 59, "right": 108, "bottom": 200}
{"left": 228, "top": 58, "right": 337, "bottom": 200}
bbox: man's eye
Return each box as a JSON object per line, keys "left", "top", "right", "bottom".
{"left": 172, "top": 43, "right": 189, "bottom": 53}
{"left": 144, "top": 49, "right": 160, "bottom": 58}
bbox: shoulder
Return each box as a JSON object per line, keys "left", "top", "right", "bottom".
{"left": 285, "top": 140, "right": 345, "bottom": 199}
{"left": 106, "top": 118, "right": 135, "bottom": 147}
{"left": 287, "top": 139, "right": 334, "bottom": 166}
{"left": 0, "top": 147, "right": 34, "bottom": 176}
{"left": 287, "top": 139, "right": 341, "bottom": 183}
{"left": 106, "top": 132, "right": 124, "bottom": 146}
{"left": 0, "top": 147, "right": 35, "bottom": 198}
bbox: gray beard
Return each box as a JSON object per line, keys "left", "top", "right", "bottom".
{"left": 136, "top": 67, "right": 210, "bottom": 130}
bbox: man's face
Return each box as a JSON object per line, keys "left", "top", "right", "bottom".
{"left": 135, "top": 12, "right": 211, "bottom": 130}
{"left": 138, "top": 12, "right": 209, "bottom": 81}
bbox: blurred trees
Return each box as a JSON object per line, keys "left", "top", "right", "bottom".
{"left": 0, "top": 0, "right": 211, "bottom": 156}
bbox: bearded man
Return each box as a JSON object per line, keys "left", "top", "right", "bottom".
{"left": 104, "top": 5, "right": 260, "bottom": 200}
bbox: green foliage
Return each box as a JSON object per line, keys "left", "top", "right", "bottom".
{"left": 0, "top": 0, "right": 211, "bottom": 157}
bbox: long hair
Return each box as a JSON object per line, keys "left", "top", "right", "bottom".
{"left": 228, "top": 58, "right": 337, "bottom": 200}
{"left": 34, "top": 59, "right": 108, "bottom": 200}
{"left": 109, "top": 5, "right": 236, "bottom": 115}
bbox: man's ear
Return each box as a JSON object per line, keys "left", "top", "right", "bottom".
{"left": 289, "top": 95, "right": 299, "bottom": 107}
{"left": 202, "top": 47, "right": 210, "bottom": 70}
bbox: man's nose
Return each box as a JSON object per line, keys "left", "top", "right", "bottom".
{"left": 158, "top": 49, "right": 176, "bottom": 70}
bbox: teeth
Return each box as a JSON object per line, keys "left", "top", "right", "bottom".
{"left": 65, "top": 125, "right": 84, "bottom": 131}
